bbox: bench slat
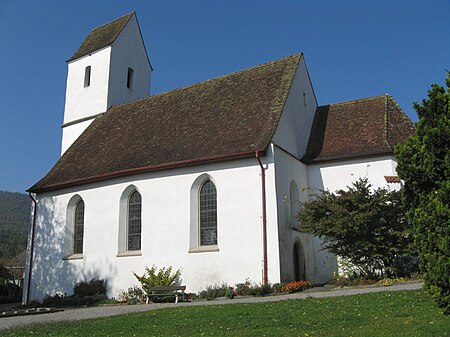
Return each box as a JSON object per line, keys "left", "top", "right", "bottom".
{"left": 149, "top": 286, "right": 186, "bottom": 291}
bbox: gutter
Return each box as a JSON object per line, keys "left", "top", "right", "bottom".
{"left": 26, "top": 193, "right": 37, "bottom": 304}
{"left": 255, "top": 151, "right": 268, "bottom": 285}
{"left": 30, "top": 151, "right": 261, "bottom": 193}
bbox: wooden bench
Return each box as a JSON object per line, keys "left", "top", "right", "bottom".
{"left": 144, "top": 285, "right": 186, "bottom": 304}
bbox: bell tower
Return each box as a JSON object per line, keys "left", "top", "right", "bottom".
{"left": 61, "top": 12, "right": 152, "bottom": 155}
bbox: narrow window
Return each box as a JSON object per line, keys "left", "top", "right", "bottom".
{"left": 73, "top": 200, "right": 85, "bottom": 254}
{"left": 127, "top": 67, "right": 134, "bottom": 89}
{"left": 199, "top": 180, "right": 217, "bottom": 246}
{"left": 303, "top": 92, "right": 307, "bottom": 107}
{"left": 84, "top": 66, "right": 91, "bottom": 87}
{"left": 127, "top": 190, "right": 141, "bottom": 250}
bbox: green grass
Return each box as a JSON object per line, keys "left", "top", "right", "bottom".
{"left": 4, "top": 290, "right": 449, "bottom": 336}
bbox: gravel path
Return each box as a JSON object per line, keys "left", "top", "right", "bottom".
{"left": 0, "top": 281, "right": 423, "bottom": 331}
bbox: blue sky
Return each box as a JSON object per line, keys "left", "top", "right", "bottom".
{"left": 0, "top": 1, "right": 448, "bottom": 193}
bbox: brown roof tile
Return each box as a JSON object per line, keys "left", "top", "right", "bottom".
{"left": 29, "top": 54, "right": 302, "bottom": 193}
{"left": 302, "top": 95, "right": 415, "bottom": 163}
{"left": 385, "top": 176, "right": 402, "bottom": 183}
{"left": 68, "top": 13, "right": 134, "bottom": 62}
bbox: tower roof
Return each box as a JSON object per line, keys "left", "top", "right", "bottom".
{"left": 68, "top": 12, "right": 134, "bottom": 62}
{"left": 302, "top": 95, "right": 415, "bottom": 163}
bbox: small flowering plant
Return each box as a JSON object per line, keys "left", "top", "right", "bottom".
{"left": 279, "top": 280, "right": 312, "bottom": 293}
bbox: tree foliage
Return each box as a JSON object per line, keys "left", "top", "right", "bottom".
{"left": 395, "top": 73, "right": 450, "bottom": 315}
{"left": 0, "top": 191, "right": 30, "bottom": 258}
{"left": 297, "top": 178, "right": 415, "bottom": 278}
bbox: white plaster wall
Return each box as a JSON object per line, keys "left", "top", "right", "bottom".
{"left": 307, "top": 155, "right": 400, "bottom": 278}
{"left": 273, "top": 146, "right": 337, "bottom": 284}
{"left": 25, "top": 155, "right": 282, "bottom": 301}
{"left": 108, "top": 15, "right": 151, "bottom": 108}
{"left": 272, "top": 56, "right": 318, "bottom": 158}
{"left": 63, "top": 47, "right": 111, "bottom": 125}
{"left": 307, "top": 156, "right": 399, "bottom": 193}
{"left": 60, "top": 119, "right": 95, "bottom": 155}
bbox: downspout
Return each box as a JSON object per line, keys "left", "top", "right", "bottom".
{"left": 255, "top": 151, "right": 268, "bottom": 285}
{"left": 26, "top": 192, "right": 37, "bottom": 304}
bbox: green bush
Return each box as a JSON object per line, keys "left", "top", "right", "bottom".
{"left": 73, "top": 278, "right": 107, "bottom": 297}
{"left": 134, "top": 265, "right": 181, "bottom": 294}
{"left": 198, "top": 283, "right": 230, "bottom": 300}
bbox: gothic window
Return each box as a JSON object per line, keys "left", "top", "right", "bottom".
{"left": 84, "top": 66, "right": 91, "bottom": 87}
{"left": 127, "top": 67, "right": 134, "bottom": 89}
{"left": 73, "top": 200, "right": 85, "bottom": 254}
{"left": 199, "top": 180, "right": 217, "bottom": 246}
{"left": 127, "top": 190, "right": 142, "bottom": 251}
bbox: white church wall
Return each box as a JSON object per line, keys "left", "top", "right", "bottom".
{"left": 272, "top": 56, "right": 318, "bottom": 158}
{"left": 307, "top": 155, "right": 399, "bottom": 193}
{"left": 26, "top": 155, "right": 281, "bottom": 301}
{"left": 61, "top": 119, "right": 95, "bottom": 155}
{"left": 273, "top": 146, "right": 337, "bottom": 284}
{"left": 307, "top": 155, "right": 400, "bottom": 279}
{"left": 63, "top": 47, "right": 111, "bottom": 125}
{"left": 61, "top": 47, "right": 112, "bottom": 155}
{"left": 108, "top": 14, "right": 151, "bottom": 108}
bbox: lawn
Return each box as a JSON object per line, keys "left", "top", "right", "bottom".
{"left": 4, "top": 290, "right": 449, "bottom": 336}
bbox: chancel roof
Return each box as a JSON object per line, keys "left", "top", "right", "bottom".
{"left": 302, "top": 95, "right": 415, "bottom": 163}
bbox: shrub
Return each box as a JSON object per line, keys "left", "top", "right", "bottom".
{"left": 279, "top": 281, "right": 311, "bottom": 293}
{"left": 134, "top": 265, "right": 181, "bottom": 294}
{"left": 73, "top": 278, "right": 107, "bottom": 297}
{"left": 118, "top": 285, "right": 144, "bottom": 305}
{"left": 198, "top": 283, "right": 230, "bottom": 300}
{"left": 235, "top": 279, "right": 252, "bottom": 296}
{"left": 248, "top": 283, "right": 273, "bottom": 297}
{"left": 42, "top": 293, "right": 66, "bottom": 307}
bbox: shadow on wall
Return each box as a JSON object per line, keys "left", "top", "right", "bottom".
{"left": 28, "top": 196, "right": 117, "bottom": 301}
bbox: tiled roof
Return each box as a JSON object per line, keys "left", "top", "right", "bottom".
{"left": 302, "top": 95, "right": 415, "bottom": 163}
{"left": 29, "top": 54, "right": 302, "bottom": 193}
{"left": 385, "top": 176, "right": 402, "bottom": 183}
{"left": 68, "top": 13, "right": 134, "bottom": 62}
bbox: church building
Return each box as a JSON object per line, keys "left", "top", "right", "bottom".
{"left": 23, "top": 13, "right": 415, "bottom": 302}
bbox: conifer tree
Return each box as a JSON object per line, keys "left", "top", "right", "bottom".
{"left": 395, "top": 72, "right": 450, "bottom": 315}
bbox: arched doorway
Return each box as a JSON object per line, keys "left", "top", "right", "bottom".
{"left": 293, "top": 241, "right": 306, "bottom": 281}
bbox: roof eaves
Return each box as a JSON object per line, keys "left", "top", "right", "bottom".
{"left": 28, "top": 150, "right": 264, "bottom": 194}
{"left": 302, "top": 150, "right": 394, "bottom": 165}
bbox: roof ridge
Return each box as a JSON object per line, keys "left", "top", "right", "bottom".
{"left": 89, "top": 12, "right": 134, "bottom": 33}
{"left": 319, "top": 94, "right": 388, "bottom": 108}
{"left": 109, "top": 53, "right": 303, "bottom": 111}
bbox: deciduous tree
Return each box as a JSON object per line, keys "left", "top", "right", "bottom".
{"left": 297, "top": 178, "right": 415, "bottom": 278}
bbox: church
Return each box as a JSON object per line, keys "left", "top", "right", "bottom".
{"left": 23, "top": 12, "right": 415, "bottom": 302}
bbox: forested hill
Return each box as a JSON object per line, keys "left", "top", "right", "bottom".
{"left": 0, "top": 191, "right": 30, "bottom": 258}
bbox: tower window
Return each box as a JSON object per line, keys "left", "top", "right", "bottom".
{"left": 84, "top": 66, "right": 91, "bottom": 87}
{"left": 127, "top": 67, "right": 134, "bottom": 89}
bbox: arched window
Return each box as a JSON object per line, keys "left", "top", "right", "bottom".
{"left": 199, "top": 180, "right": 217, "bottom": 246}
{"left": 84, "top": 66, "right": 91, "bottom": 87}
{"left": 127, "top": 67, "right": 134, "bottom": 89}
{"left": 73, "top": 200, "right": 85, "bottom": 254}
{"left": 127, "top": 190, "right": 142, "bottom": 251}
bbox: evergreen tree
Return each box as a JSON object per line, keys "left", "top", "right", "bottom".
{"left": 395, "top": 72, "right": 450, "bottom": 315}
